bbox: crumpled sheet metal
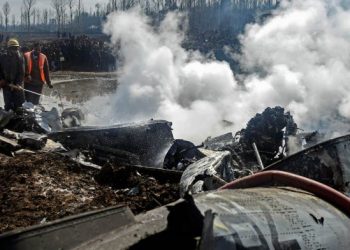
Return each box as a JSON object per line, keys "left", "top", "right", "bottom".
{"left": 61, "top": 108, "right": 85, "bottom": 128}
{"left": 3, "top": 130, "right": 48, "bottom": 150}
{"left": 0, "top": 109, "right": 15, "bottom": 129}
{"left": 194, "top": 188, "right": 350, "bottom": 250}
{"left": 22, "top": 103, "right": 62, "bottom": 133}
{"left": 39, "top": 107, "right": 63, "bottom": 132}
{"left": 49, "top": 120, "right": 174, "bottom": 167}
{"left": 180, "top": 151, "right": 235, "bottom": 197}
{"left": 203, "top": 133, "right": 236, "bottom": 151}
{"left": 163, "top": 139, "right": 205, "bottom": 170}
{"left": 264, "top": 134, "right": 350, "bottom": 196}
{"left": 17, "top": 132, "right": 48, "bottom": 150}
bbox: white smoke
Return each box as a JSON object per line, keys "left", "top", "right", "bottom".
{"left": 87, "top": 9, "right": 240, "bottom": 142}
{"left": 86, "top": 0, "right": 350, "bottom": 143}
{"left": 239, "top": 0, "right": 350, "bottom": 134}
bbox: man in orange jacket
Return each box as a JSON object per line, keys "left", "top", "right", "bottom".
{"left": 24, "top": 42, "right": 53, "bottom": 105}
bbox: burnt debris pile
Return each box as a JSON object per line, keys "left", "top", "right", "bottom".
{"left": 1, "top": 105, "right": 349, "bottom": 238}
{"left": 0, "top": 153, "right": 180, "bottom": 234}
{"left": 239, "top": 106, "right": 298, "bottom": 164}
{"left": 0, "top": 107, "right": 179, "bottom": 234}
{"left": 167, "top": 107, "right": 301, "bottom": 196}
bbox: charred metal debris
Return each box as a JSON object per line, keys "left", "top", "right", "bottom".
{"left": 1, "top": 105, "right": 350, "bottom": 249}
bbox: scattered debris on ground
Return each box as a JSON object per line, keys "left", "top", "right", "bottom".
{"left": 0, "top": 152, "right": 179, "bottom": 234}
{"left": 166, "top": 106, "right": 302, "bottom": 195}
{"left": 0, "top": 104, "right": 347, "bottom": 238}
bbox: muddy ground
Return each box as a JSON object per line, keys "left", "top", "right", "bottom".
{"left": 0, "top": 152, "right": 179, "bottom": 234}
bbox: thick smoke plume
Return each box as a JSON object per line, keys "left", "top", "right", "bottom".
{"left": 239, "top": 0, "right": 350, "bottom": 136}
{"left": 87, "top": 10, "right": 239, "bottom": 142}
{"left": 86, "top": 0, "right": 350, "bottom": 143}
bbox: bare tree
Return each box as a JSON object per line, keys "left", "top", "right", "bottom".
{"left": 42, "top": 9, "right": 48, "bottom": 26}
{"left": 23, "top": 0, "right": 37, "bottom": 31}
{"left": 95, "top": 3, "right": 101, "bottom": 17}
{"left": 52, "top": 0, "right": 61, "bottom": 32}
{"left": 11, "top": 14, "right": 15, "bottom": 30}
{"left": 60, "top": 1, "right": 68, "bottom": 31}
{"left": 32, "top": 8, "right": 36, "bottom": 26}
{"left": 62, "top": 8, "right": 68, "bottom": 28}
{"left": 68, "top": 0, "right": 75, "bottom": 25}
{"left": 20, "top": 8, "right": 24, "bottom": 31}
{"left": 51, "top": 0, "right": 67, "bottom": 33}
{"left": 36, "top": 8, "right": 41, "bottom": 26}
{"left": 0, "top": 13, "right": 3, "bottom": 30}
{"left": 2, "top": 1, "right": 10, "bottom": 31}
{"left": 49, "top": 9, "right": 55, "bottom": 25}
{"left": 77, "top": 0, "right": 82, "bottom": 31}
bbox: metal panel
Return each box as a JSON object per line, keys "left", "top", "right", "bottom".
{"left": 0, "top": 206, "right": 135, "bottom": 250}
{"left": 264, "top": 134, "right": 350, "bottom": 196}
{"left": 74, "top": 205, "right": 171, "bottom": 250}
{"left": 49, "top": 120, "right": 174, "bottom": 167}
{"left": 73, "top": 188, "right": 350, "bottom": 250}
{"left": 194, "top": 188, "right": 350, "bottom": 249}
{"left": 180, "top": 151, "right": 235, "bottom": 197}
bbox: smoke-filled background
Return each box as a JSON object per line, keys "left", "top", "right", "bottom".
{"left": 85, "top": 0, "right": 350, "bottom": 143}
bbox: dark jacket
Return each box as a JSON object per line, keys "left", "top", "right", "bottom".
{"left": 0, "top": 50, "right": 25, "bottom": 85}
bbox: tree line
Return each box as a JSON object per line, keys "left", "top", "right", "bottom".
{"left": 0, "top": 0, "right": 278, "bottom": 34}
{"left": 106, "top": 0, "right": 278, "bottom": 12}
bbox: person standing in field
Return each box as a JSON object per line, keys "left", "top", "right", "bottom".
{"left": 24, "top": 42, "right": 53, "bottom": 105}
{"left": 0, "top": 38, "right": 25, "bottom": 111}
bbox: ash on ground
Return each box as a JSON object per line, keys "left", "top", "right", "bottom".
{"left": 0, "top": 152, "right": 179, "bottom": 234}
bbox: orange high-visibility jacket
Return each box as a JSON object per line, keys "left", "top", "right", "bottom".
{"left": 24, "top": 51, "right": 48, "bottom": 83}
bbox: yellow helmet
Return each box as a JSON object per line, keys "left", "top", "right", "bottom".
{"left": 7, "top": 38, "right": 20, "bottom": 48}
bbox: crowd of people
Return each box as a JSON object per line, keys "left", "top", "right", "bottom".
{"left": 31, "top": 36, "right": 115, "bottom": 72}
{"left": 0, "top": 35, "right": 117, "bottom": 73}
{"left": 38, "top": 35, "right": 116, "bottom": 72}
{"left": 0, "top": 34, "right": 117, "bottom": 112}
{"left": 0, "top": 29, "right": 240, "bottom": 111}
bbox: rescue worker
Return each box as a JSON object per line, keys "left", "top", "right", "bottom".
{"left": 24, "top": 42, "right": 53, "bottom": 105}
{"left": 0, "top": 38, "right": 25, "bottom": 111}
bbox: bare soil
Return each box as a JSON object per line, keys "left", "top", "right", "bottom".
{"left": 0, "top": 153, "right": 179, "bottom": 234}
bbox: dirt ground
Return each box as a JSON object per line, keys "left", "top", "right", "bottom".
{"left": 0, "top": 152, "right": 179, "bottom": 234}
{"left": 50, "top": 71, "right": 118, "bottom": 81}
